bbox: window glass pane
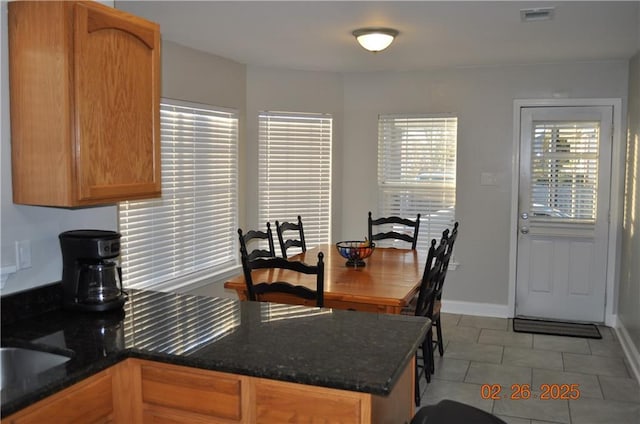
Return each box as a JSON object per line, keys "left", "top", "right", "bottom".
{"left": 530, "top": 121, "right": 599, "bottom": 222}
{"left": 378, "top": 115, "right": 457, "bottom": 250}
{"left": 119, "top": 100, "right": 238, "bottom": 289}
{"left": 258, "top": 111, "right": 332, "bottom": 254}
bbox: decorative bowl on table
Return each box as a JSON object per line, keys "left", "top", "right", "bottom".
{"left": 335, "top": 241, "right": 376, "bottom": 267}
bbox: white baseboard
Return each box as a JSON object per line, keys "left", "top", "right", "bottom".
{"left": 441, "top": 300, "right": 511, "bottom": 318}
{"left": 615, "top": 319, "right": 640, "bottom": 384}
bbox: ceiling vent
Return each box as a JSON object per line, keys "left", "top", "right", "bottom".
{"left": 520, "top": 7, "right": 555, "bottom": 22}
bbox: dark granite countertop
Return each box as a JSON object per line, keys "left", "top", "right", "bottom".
{"left": 1, "top": 287, "right": 430, "bottom": 417}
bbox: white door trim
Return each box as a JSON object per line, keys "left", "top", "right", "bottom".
{"left": 508, "top": 98, "right": 623, "bottom": 326}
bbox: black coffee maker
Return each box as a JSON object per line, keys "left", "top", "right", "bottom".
{"left": 59, "top": 230, "right": 127, "bottom": 312}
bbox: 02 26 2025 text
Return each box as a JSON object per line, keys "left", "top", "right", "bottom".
{"left": 480, "top": 383, "right": 581, "bottom": 400}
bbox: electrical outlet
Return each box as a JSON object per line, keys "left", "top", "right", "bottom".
{"left": 15, "top": 240, "right": 32, "bottom": 270}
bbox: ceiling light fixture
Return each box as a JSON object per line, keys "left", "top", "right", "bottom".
{"left": 352, "top": 27, "right": 399, "bottom": 52}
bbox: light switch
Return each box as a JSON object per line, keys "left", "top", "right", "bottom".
{"left": 480, "top": 172, "right": 498, "bottom": 186}
{"left": 15, "top": 240, "right": 32, "bottom": 270}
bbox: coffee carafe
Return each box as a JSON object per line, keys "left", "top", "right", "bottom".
{"left": 59, "top": 230, "right": 127, "bottom": 312}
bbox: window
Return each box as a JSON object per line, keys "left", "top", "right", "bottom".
{"left": 119, "top": 99, "right": 238, "bottom": 290}
{"left": 377, "top": 114, "right": 457, "bottom": 250}
{"left": 530, "top": 121, "right": 599, "bottom": 222}
{"left": 258, "top": 111, "right": 332, "bottom": 254}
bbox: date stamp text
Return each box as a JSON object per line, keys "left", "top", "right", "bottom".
{"left": 480, "top": 384, "right": 581, "bottom": 400}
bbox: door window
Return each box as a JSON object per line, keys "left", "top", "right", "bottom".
{"left": 530, "top": 121, "right": 599, "bottom": 224}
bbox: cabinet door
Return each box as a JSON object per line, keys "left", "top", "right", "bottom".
{"left": 73, "top": 2, "right": 161, "bottom": 203}
{"left": 139, "top": 362, "right": 244, "bottom": 422}
{"left": 253, "top": 378, "right": 368, "bottom": 424}
{"left": 5, "top": 371, "right": 114, "bottom": 424}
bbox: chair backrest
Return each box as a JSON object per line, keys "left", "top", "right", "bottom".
{"left": 275, "top": 215, "right": 307, "bottom": 258}
{"left": 411, "top": 399, "right": 508, "bottom": 424}
{"left": 437, "top": 221, "right": 459, "bottom": 297}
{"left": 238, "top": 223, "right": 276, "bottom": 261}
{"left": 446, "top": 222, "right": 459, "bottom": 254}
{"left": 414, "top": 238, "right": 447, "bottom": 319}
{"left": 240, "top": 245, "right": 325, "bottom": 307}
{"left": 368, "top": 212, "right": 421, "bottom": 250}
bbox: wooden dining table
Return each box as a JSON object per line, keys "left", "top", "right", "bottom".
{"left": 224, "top": 243, "right": 427, "bottom": 314}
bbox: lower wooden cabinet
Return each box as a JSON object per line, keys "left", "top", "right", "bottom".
{"left": 138, "top": 361, "right": 245, "bottom": 423}
{"left": 254, "top": 378, "right": 367, "bottom": 423}
{"left": 4, "top": 369, "right": 116, "bottom": 424}
{"left": 5, "top": 358, "right": 414, "bottom": 424}
{"left": 135, "top": 359, "right": 414, "bottom": 424}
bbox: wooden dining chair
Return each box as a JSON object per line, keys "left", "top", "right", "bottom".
{"left": 238, "top": 223, "right": 276, "bottom": 261}
{"left": 240, "top": 245, "right": 325, "bottom": 307}
{"left": 275, "top": 215, "right": 307, "bottom": 258}
{"left": 413, "top": 237, "right": 447, "bottom": 406}
{"left": 368, "top": 212, "right": 421, "bottom": 250}
{"left": 432, "top": 221, "right": 459, "bottom": 357}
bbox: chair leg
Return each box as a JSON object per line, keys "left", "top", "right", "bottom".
{"left": 414, "top": 354, "right": 421, "bottom": 406}
{"left": 415, "top": 330, "right": 433, "bottom": 406}
{"left": 426, "top": 325, "right": 436, "bottom": 376}
{"left": 424, "top": 338, "right": 431, "bottom": 383}
{"left": 429, "top": 334, "right": 435, "bottom": 375}
{"left": 436, "top": 319, "right": 444, "bottom": 356}
{"left": 423, "top": 329, "right": 433, "bottom": 383}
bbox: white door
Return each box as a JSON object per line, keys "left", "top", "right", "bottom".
{"left": 516, "top": 106, "right": 612, "bottom": 323}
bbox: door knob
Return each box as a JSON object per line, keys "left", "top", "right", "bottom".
{"left": 520, "top": 226, "right": 529, "bottom": 234}
{"left": 521, "top": 212, "right": 529, "bottom": 219}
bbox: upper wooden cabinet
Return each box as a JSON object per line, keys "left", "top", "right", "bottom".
{"left": 8, "top": 1, "right": 161, "bottom": 207}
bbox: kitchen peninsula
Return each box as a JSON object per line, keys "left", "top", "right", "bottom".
{"left": 1, "top": 287, "right": 429, "bottom": 423}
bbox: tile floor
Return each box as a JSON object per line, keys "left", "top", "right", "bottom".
{"left": 416, "top": 314, "right": 640, "bottom": 424}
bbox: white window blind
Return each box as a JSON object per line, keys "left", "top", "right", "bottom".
{"left": 530, "top": 121, "right": 599, "bottom": 223}
{"left": 258, "top": 111, "right": 332, "bottom": 255}
{"left": 119, "top": 99, "right": 238, "bottom": 290}
{"left": 378, "top": 114, "right": 457, "bottom": 251}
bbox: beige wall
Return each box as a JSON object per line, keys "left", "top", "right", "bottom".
{"left": 341, "top": 62, "right": 629, "bottom": 310}
{"left": 618, "top": 51, "right": 640, "bottom": 373}
{"left": 161, "top": 40, "right": 246, "bottom": 110}
{"left": 245, "top": 67, "right": 344, "bottom": 241}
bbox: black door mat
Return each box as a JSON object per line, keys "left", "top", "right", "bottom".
{"left": 513, "top": 318, "right": 602, "bottom": 339}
